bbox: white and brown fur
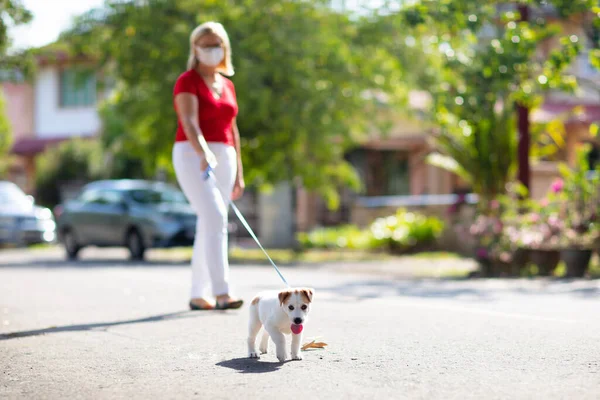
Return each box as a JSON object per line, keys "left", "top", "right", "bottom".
{"left": 247, "top": 287, "right": 314, "bottom": 362}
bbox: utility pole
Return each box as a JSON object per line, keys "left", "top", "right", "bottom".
{"left": 517, "top": 4, "right": 531, "bottom": 193}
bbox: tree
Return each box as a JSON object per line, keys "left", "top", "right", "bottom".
{"left": 62, "top": 0, "right": 406, "bottom": 208}
{"left": 0, "top": 0, "right": 34, "bottom": 177}
{"left": 0, "top": 91, "right": 10, "bottom": 176}
{"left": 34, "top": 138, "right": 105, "bottom": 208}
{"left": 378, "top": 0, "right": 593, "bottom": 210}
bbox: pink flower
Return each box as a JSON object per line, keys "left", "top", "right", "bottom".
{"left": 529, "top": 213, "right": 540, "bottom": 223}
{"left": 476, "top": 248, "right": 488, "bottom": 259}
{"left": 490, "top": 200, "right": 500, "bottom": 210}
{"left": 540, "top": 198, "right": 549, "bottom": 207}
{"left": 548, "top": 215, "right": 560, "bottom": 228}
{"left": 551, "top": 178, "right": 564, "bottom": 193}
{"left": 493, "top": 221, "right": 503, "bottom": 234}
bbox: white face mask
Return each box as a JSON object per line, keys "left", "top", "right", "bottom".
{"left": 196, "top": 46, "right": 224, "bottom": 67}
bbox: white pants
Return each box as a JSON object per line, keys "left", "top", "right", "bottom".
{"left": 172, "top": 141, "right": 237, "bottom": 298}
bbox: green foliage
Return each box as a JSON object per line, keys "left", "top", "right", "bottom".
{"left": 0, "top": 91, "right": 11, "bottom": 177}
{"left": 297, "top": 225, "right": 373, "bottom": 250}
{"left": 0, "top": 0, "right": 34, "bottom": 78}
{"left": 62, "top": 0, "right": 405, "bottom": 209}
{"left": 0, "top": 0, "right": 32, "bottom": 53}
{"left": 97, "top": 97, "right": 147, "bottom": 180}
{"left": 298, "top": 209, "right": 445, "bottom": 253}
{"left": 555, "top": 144, "right": 600, "bottom": 245}
{"left": 0, "top": 1, "right": 34, "bottom": 177}
{"left": 392, "top": 1, "right": 590, "bottom": 207}
{"left": 427, "top": 102, "right": 517, "bottom": 211}
{"left": 34, "top": 139, "right": 105, "bottom": 207}
{"left": 369, "top": 208, "right": 445, "bottom": 252}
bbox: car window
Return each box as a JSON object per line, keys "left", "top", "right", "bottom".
{"left": 100, "top": 190, "right": 124, "bottom": 205}
{"left": 129, "top": 188, "right": 187, "bottom": 205}
{"left": 78, "top": 189, "right": 123, "bottom": 205}
{"left": 78, "top": 189, "right": 101, "bottom": 204}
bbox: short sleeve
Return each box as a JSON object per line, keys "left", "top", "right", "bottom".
{"left": 173, "top": 72, "right": 197, "bottom": 97}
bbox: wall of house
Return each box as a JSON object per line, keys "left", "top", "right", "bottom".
{"left": 530, "top": 162, "right": 559, "bottom": 200}
{"left": 2, "top": 82, "right": 34, "bottom": 139}
{"left": 34, "top": 66, "right": 100, "bottom": 138}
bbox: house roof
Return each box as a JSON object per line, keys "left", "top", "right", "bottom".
{"left": 10, "top": 136, "right": 91, "bottom": 156}
{"left": 531, "top": 102, "right": 600, "bottom": 124}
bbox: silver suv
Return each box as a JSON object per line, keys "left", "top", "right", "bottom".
{"left": 55, "top": 180, "right": 197, "bottom": 260}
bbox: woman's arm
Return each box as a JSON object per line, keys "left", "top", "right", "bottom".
{"left": 232, "top": 118, "right": 243, "bottom": 180}
{"left": 174, "top": 93, "right": 215, "bottom": 167}
{"left": 231, "top": 118, "right": 245, "bottom": 200}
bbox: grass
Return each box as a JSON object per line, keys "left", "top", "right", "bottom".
{"left": 154, "top": 247, "right": 394, "bottom": 265}
{"left": 407, "top": 251, "right": 462, "bottom": 260}
{"left": 587, "top": 255, "right": 600, "bottom": 279}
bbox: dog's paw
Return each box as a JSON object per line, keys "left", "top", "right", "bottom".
{"left": 259, "top": 347, "right": 268, "bottom": 354}
{"left": 248, "top": 352, "right": 260, "bottom": 359}
{"left": 276, "top": 352, "right": 288, "bottom": 363}
{"left": 291, "top": 353, "right": 303, "bottom": 361}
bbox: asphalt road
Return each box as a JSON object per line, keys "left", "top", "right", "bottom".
{"left": 1, "top": 248, "right": 599, "bottom": 399}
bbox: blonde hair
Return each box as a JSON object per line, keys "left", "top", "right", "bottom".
{"left": 187, "top": 21, "right": 234, "bottom": 76}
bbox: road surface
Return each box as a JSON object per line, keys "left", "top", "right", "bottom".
{"left": 1, "top": 248, "right": 599, "bottom": 399}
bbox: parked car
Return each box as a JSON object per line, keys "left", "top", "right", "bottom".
{"left": 55, "top": 180, "right": 197, "bottom": 260}
{"left": 0, "top": 181, "right": 57, "bottom": 247}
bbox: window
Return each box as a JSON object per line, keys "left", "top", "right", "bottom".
{"left": 128, "top": 188, "right": 188, "bottom": 205}
{"left": 78, "top": 189, "right": 122, "bottom": 205}
{"left": 100, "top": 190, "right": 124, "bottom": 205}
{"left": 59, "top": 68, "right": 96, "bottom": 107}
{"left": 348, "top": 149, "right": 411, "bottom": 196}
{"left": 380, "top": 151, "right": 410, "bottom": 196}
{"left": 78, "top": 189, "right": 101, "bottom": 204}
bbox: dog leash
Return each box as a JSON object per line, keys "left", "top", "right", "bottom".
{"left": 203, "top": 165, "right": 291, "bottom": 287}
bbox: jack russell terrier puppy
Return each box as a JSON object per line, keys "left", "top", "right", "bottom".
{"left": 247, "top": 287, "right": 314, "bottom": 362}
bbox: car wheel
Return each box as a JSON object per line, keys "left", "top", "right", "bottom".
{"left": 63, "top": 229, "right": 81, "bottom": 261}
{"left": 126, "top": 229, "right": 146, "bottom": 261}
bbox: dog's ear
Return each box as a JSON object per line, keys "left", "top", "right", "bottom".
{"left": 300, "top": 288, "right": 314, "bottom": 304}
{"left": 278, "top": 290, "right": 292, "bottom": 306}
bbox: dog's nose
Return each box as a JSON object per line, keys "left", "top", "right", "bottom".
{"left": 293, "top": 318, "right": 303, "bottom": 325}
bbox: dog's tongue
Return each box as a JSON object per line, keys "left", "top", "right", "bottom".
{"left": 291, "top": 324, "right": 303, "bottom": 335}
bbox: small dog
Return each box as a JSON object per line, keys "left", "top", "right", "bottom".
{"left": 247, "top": 287, "right": 314, "bottom": 362}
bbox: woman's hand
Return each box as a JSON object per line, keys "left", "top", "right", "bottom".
{"left": 231, "top": 175, "right": 245, "bottom": 200}
{"left": 200, "top": 149, "right": 218, "bottom": 172}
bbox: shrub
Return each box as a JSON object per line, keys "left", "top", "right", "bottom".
{"left": 34, "top": 138, "right": 105, "bottom": 208}
{"left": 369, "top": 209, "right": 445, "bottom": 253}
{"left": 297, "top": 225, "right": 372, "bottom": 250}
{"left": 297, "top": 209, "right": 445, "bottom": 253}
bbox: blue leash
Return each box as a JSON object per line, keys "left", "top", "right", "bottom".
{"left": 203, "top": 165, "right": 291, "bottom": 287}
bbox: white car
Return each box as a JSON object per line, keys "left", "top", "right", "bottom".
{"left": 0, "top": 181, "right": 57, "bottom": 247}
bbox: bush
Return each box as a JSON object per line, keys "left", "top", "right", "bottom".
{"left": 34, "top": 138, "right": 105, "bottom": 208}
{"left": 297, "top": 209, "right": 445, "bottom": 253}
{"left": 369, "top": 209, "right": 445, "bottom": 253}
{"left": 297, "top": 225, "right": 372, "bottom": 250}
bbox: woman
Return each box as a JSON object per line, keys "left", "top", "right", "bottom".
{"left": 172, "top": 21, "right": 245, "bottom": 310}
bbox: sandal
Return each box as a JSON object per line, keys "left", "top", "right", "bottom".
{"left": 189, "top": 299, "right": 215, "bottom": 311}
{"left": 215, "top": 299, "right": 244, "bottom": 310}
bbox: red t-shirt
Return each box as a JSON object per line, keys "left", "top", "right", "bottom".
{"left": 173, "top": 69, "right": 238, "bottom": 146}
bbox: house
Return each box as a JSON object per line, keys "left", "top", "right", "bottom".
{"left": 3, "top": 5, "right": 598, "bottom": 249}
{"left": 2, "top": 48, "right": 102, "bottom": 194}
{"left": 295, "top": 6, "right": 600, "bottom": 236}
